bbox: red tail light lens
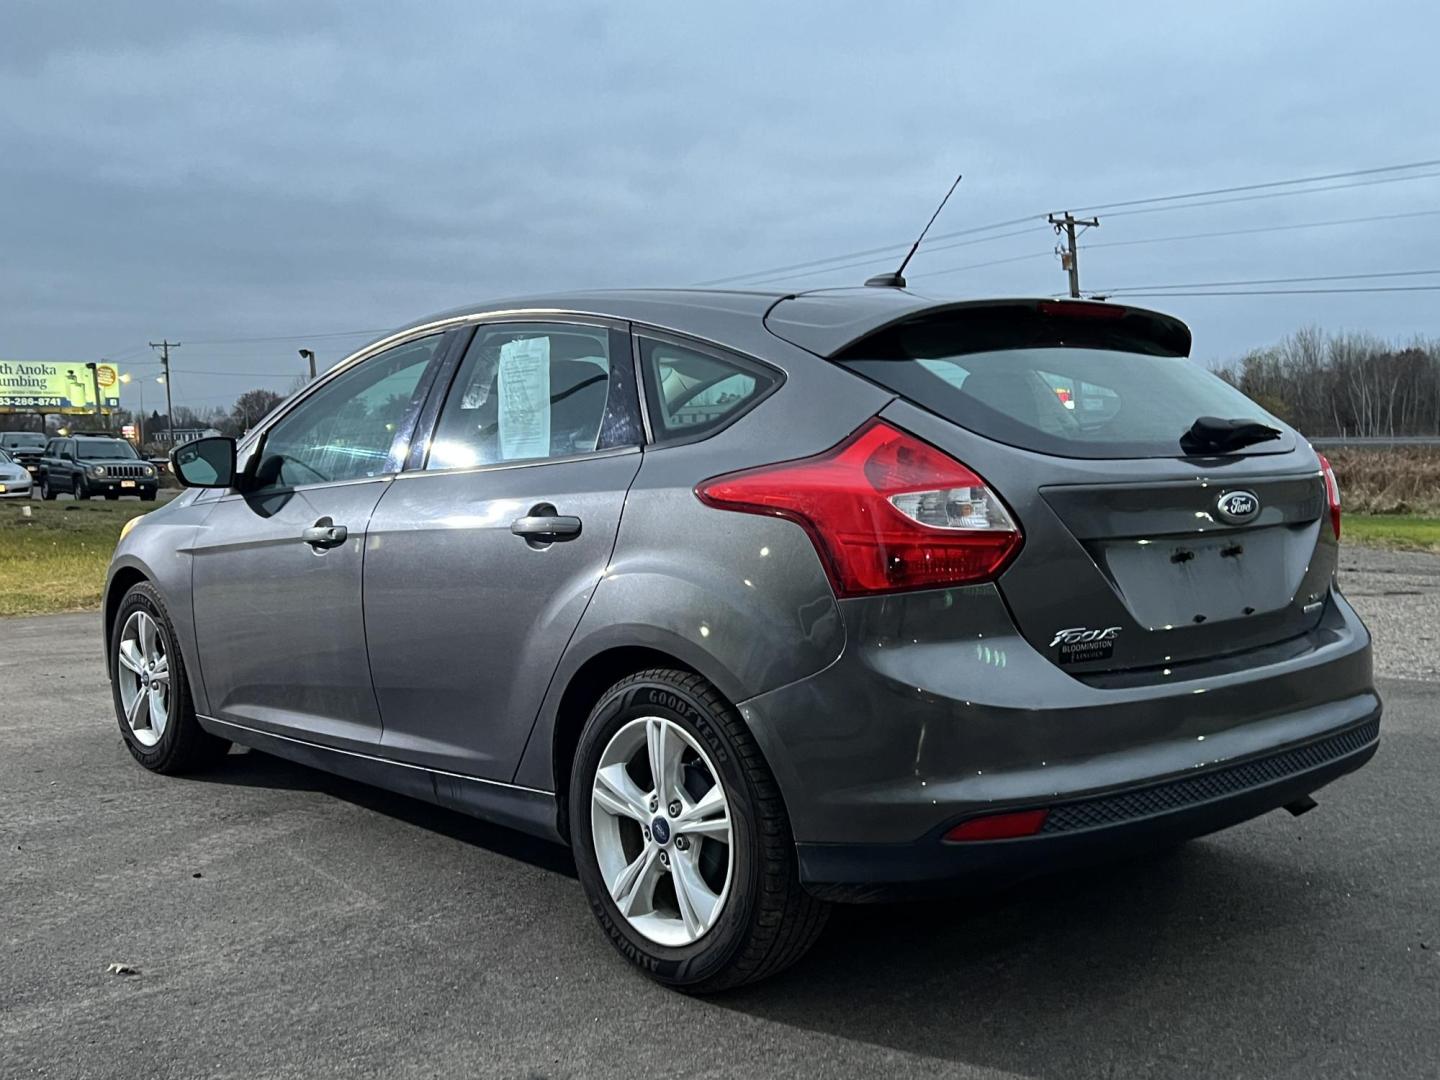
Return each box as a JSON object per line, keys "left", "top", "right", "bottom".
{"left": 943, "top": 809, "right": 1049, "bottom": 842}
{"left": 1318, "top": 453, "right": 1341, "bottom": 539}
{"left": 695, "top": 419, "right": 1023, "bottom": 597}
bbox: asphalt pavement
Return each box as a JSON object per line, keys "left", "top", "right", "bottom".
{"left": 2, "top": 551, "right": 1438, "bottom": 1079}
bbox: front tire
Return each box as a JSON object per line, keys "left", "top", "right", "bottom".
{"left": 110, "top": 581, "right": 229, "bottom": 773}
{"left": 569, "top": 669, "right": 828, "bottom": 993}
{"left": 73, "top": 476, "right": 88, "bottom": 500}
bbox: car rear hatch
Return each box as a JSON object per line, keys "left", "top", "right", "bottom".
{"left": 773, "top": 295, "right": 1335, "bottom": 677}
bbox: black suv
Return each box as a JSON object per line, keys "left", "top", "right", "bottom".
{"left": 0, "top": 431, "right": 47, "bottom": 477}
{"left": 39, "top": 433, "right": 159, "bottom": 501}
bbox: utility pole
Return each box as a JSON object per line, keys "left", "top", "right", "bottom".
{"left": 1047, "top": 212, "right": 1100, "bottom": 298}
{"left": 84, "top": 362, "right": 104, "bottom": 429}
{"left": 149, "top": 340, "right": 180, "bottom": 445}
{"left": 299, "top": 349, "right": 316, "bottom": 381}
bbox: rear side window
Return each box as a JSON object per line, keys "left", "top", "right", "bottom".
{"left": 426, "top": 322, "right": 639, "bottom": 471}
{"left": 638, "top": 336, "right": 778, "bottom": 443}
{"left": 834, "top": 305, "right": 1290, "bottom": 459}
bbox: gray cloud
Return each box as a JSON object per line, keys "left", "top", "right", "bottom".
{"left": 3, "top": 0, "right": 1438, "bottom": 408}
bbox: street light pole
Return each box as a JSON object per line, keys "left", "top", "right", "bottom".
{"left": 299, "top": 349, "right": 316, "bottom": 381}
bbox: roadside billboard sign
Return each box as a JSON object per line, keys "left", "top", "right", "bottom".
{"left": 0, "top": 361, "right": 122, "bottom": 413}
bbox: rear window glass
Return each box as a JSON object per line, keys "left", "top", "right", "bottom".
{"left": 834, "top": 306, "right": 1289, "bottom": 459}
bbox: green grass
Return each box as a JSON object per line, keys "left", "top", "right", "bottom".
{"left": 0, "top": 501, "right": 158, "bottom": 616}
{"left": 1344, "top": 514, "right": 1440, "bottom": 553}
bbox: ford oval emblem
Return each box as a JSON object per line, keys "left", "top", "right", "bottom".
{"left": 1215, "top": 489, "right": 1260, "bottom": 524}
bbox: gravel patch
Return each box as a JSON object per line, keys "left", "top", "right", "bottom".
{"left": 1340, "top": 543, "right": 1440, "bottom": 681}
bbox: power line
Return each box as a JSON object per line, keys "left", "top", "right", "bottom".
{"left": 1095, "top": 268, "right": 1440, "bottom": 296}
{"left": 1067, "top": 157, "right": 1440, "bottom": 214}
{"left": 1099, "top": 170, "right": 1440, "bottom": 220}
{"left": 104, "top": 326, "right": 390, "bottom": 361}
{"left": 910, "top": 250, "right": 1055, "bottom": 280}
{"left": 1103, "top": 284, "right": 1440, "bottom": 298}
{"left": 690, "top": 214, "right": 1042, "bottom": 287}
{"left": 1083, "top": 208, "right": 1440, "bottom": 252}
{"left": 731, "top": 225, "right": 1048, "bottom": 288}
{"left": 694, "top": 158, "right": 1440, "bottom": 288}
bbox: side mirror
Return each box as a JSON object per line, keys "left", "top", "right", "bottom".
{"left": 171, "top": 436, "right": 236, "bottom": 488}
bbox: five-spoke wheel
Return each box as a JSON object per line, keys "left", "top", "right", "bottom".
{"left": 115, "top": 610, "right": 170, "bottom": 747}
{"left": 571, "top": 669, "right": 829, "bottom": 992}
{"left": 110, "top": 581, "right": 229, "bottom": 772}
{"left": 590, "top": 715, "right": 733, "bottom": 946}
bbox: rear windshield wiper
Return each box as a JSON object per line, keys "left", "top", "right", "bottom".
{"left": 1179, "top": 416, "right": 1283, "bottom": 455}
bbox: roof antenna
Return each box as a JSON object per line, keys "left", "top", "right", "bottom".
{"left": 865, "top": 173, "right": 963, "bottom": 289}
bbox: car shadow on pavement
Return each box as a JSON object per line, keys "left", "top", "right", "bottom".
{"left": 716, "top": 839, "right": 1348, "bottom": 1077}
{"left": 185, "top": 746, "right": 578, "bottom": 880}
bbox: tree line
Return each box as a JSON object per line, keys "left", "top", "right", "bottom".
{"left": 1215, "top": 327, "right": 1440, "bottom": 438}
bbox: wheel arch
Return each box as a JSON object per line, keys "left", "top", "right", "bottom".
{"left": 539, "top": 645, "right": 702, "bottom": 843}
{"left": 103, "top": 564, "right": 152, "bottom": 673}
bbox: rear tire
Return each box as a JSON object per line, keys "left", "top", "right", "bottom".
{"left": 40, "top": 477, "right": 55, "bottom": 500}
{"left": 569, "top": 668, "right": 828, "bottom": 993}
{"left": 110, "top": 581, "right": 230, "bottom": 774}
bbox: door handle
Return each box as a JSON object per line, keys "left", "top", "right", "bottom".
{"left": 510, "top": 514, "right": 582, "bottom": 542}
{"left": 302, "top": 522, "right": 348, "bottom": 548}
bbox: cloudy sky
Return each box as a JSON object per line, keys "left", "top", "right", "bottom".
{"left": 4, "top": 0, "right": 1438, "bottom": 412}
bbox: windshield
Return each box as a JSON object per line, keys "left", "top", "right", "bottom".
{"left": 75, "top": 439, "right": 139, "bottom": 460}
{"left": 2, "top": 433, "right": 45, "bottom": 447}
{"left": 0, "top": 449, "right": 12, "bottom": 464}
{"left": 834, "top": 308, "right": 1289, "bottom": 459}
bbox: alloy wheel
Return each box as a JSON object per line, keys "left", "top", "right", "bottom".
{"left": 590, "top": 715, "right": 733, "bottom": 947}
{"left": 115, "top": 610, "right": 171, "bottom": 748}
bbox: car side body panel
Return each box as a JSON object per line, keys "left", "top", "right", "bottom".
{"left": 510, "top": 343, "right": 892, "bottom": 791}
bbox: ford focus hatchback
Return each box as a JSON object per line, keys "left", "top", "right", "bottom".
{"left": 104, "top": 289, "right": 1379, "bottom": 992}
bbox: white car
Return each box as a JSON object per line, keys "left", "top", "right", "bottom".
{"left": 0, "top": 448, "right": 34, "bottom": 498}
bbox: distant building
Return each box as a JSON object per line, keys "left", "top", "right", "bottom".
{"left": 149, "top": 427, "right": 222, "bottom": 446}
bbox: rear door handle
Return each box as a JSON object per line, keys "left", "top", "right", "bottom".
{"left": 302, "top": 522, "right": 348, "bottom": 548}
{"left": 510, "top": 514, "right": 582, "bottom": 542}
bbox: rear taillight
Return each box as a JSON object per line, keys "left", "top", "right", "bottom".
{"left": 695, "top": 419, "right": 1022, "bottom": 597}
{"left": 1318, "top": 453, "right": 1342, "bottom": 540}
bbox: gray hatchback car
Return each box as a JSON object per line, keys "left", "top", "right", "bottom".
{"left": 105, "top": 288, "right": 1379, "bottom": 992}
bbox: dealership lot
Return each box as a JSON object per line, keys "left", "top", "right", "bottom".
{"left": 3, "top": 550, "right": 1437, "bottom": 1079}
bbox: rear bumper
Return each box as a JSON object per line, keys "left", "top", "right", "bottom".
{"left": 796, "top": 714, "right": 1379, "bottom": 901}
{"left": 738, "top": 582, "right": 1380, "bottom": 892}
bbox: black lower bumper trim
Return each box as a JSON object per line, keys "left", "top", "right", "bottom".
{"left": 797, "top": 716, "right": 1380, "bottom": 903}
{"left": 1041, "top": 718, "right": 1380, "bottom": 834}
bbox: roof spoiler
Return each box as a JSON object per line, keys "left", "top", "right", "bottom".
{"left": 765, "top": 295, "right": 1192, "bottom": 359}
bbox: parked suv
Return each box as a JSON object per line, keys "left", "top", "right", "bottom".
{"left": 104, "top": 290, "right": 1379, "bottom": 992}
{"left": 0, "top": 430, "right": 47, "bottom": 478}
{"left": 40, "top": 433, "right": 159, "bottom": 501}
